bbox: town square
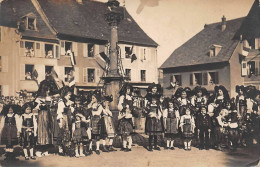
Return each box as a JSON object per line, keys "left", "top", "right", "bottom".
{"left": 0, "top": 0, "right": 259, "bottom": 167}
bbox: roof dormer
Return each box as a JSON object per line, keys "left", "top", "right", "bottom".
{"left": 20, "top": 13, "right": 37, "bottom": 31}
{"left": 209, "top": 44, "right": 222, "bottom": 57}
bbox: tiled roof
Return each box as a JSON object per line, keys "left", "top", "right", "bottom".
{"left": 234, "top": 0, "right": 260, "bottom": 40}
{"left": 160, "top": 17, "right": 244, "bottom": 69}
{"left": 36, "top": 0, "right": 158, "bottom": 46}
{"left": 0, "top": 0, "right": 57, "bottom": 40}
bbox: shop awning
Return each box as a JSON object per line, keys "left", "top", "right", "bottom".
{"left": 20, "top": 80, "right": 39, "bottom": 92}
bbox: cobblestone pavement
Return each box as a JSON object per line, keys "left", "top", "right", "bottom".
{"left": 0, "top": 133, "right": 259, "bottom": 167}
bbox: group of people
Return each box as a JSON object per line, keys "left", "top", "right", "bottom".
{"left": 0, "top": 75, "right": 259, "bottom": 161}
{"left": 142, "top": 84, "right": 260, "bottom": 152}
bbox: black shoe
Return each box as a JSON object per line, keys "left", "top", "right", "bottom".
{"left": 164, "top": 147, "right": 169, "bottom": 150}
{"left": 95, "top": 150, "right": 100, "bottom": 155}
{"left": 125, "top": 148, "right": 132, "bottom": 152}
{"left": 109, "top": 146, "right": 117, "bottom": 152}
{"left": 31, "top": 156, "right": 36, "bottom": 160}
{"left": 120, "top": 148, "right": 126, "bottom": 151}
{"left": 102, "top": 146, "right": 109, "bottom": 152}
{"left": 205, "top": 147, "right": 209, "bottom": 150}
{"left": 170, "top": 147, "right": 175, "bottom": 150}
{"left": 147, "top": 148, "right": 153, "bottom": 152}
{"left": 25, "top": 157, "right": 29, "bottom": 160}
{"left": 199, "top": 147, "right": 203, "bottom": 150}
{"left": 154, "top": 147, "right": 161, "bottom": 151}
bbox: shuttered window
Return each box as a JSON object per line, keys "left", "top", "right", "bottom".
{"left": 203, "top": 72, "right": 208, "bottom": 85}
{"left": 190, "top": 74, "right": 193, "bottom": 86}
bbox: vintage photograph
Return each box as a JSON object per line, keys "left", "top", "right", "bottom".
{"left": 0, "top": 0, "right": 259, "bottom": 167}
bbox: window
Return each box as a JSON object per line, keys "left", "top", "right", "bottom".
{"left": 36, "top": 43, "right": 40, "bottom": 49}
{"left": 45, "top": 66, "right": 53, "bottom": 75}
{"left": 65, "top": 67, "right": 73, "bottom": 82}
{"left": 88, "top": 69, "right": 95, "bottom": 82}
{"left": 194, "top": 73, "right": 202, "bottom": 85}
{"left": 209, "top": 44, "right": 222, "bottom": 57}
{"left": 88, "top": 44, "right": 95, "bottom": 57}
{"left": 143, "top": 48, "right": 146, "bottom": 60}
{"left": 125, "top": 46, "right": 131, "bottom": 58}
{"left": 45, "top": 44, "right": 54, "bottom": 58}
{"left": 248, "top": 61, "right": 256, "bottom": 76}
{"left": 65, "top": 41, "right": 72, "bottom": 55}
{"left": 248, "top": 39, "right": 256, "bottom": 49}
{"left": 0, "top": 56, "right": 2, "bottom": 72}
{"left": 171, "top": 75, "right": 182, "bottom": 86}
{"left": 141, "top": 70, "right": 146, "bottom": 82}
{"left": 125, "top": 69, "right": 131, "bottom": 80}
{"left": 28, "top": 18, "right": 36, "bottom": 30}
{"left": 209, "top": 72, "right": 219, "bottom": 84}
{"left": 25, "top": 41, "right": 35, "bottom": 57}
{"left": 25, "top": 64, "right": 34, "bottom": 80}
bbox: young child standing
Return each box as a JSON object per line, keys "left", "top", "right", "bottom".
{"left": 0, "top": 104, "right": 21, "bottom": 160}
{"left": 197, "top": 105, "right": 211, "bottom": 150}
{"left": 20, "top": 102, "right": 38, "bottom": 160}
{"left": 101, "top": 95, "right": 116, "bottom": 152}
{"left": 144, "top": 97, "right": 163, "bottom": 152}
{"left": 72, "top": 114, "right": 86, "bottom": 158}
{"left": 180, "top": 105, "right": 195, "bottom": 151}
{"left": 163, "top": 99, "right": 180, "bottom": 150}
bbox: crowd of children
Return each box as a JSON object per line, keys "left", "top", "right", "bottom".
{"left": 0, "top": 77, "right": 259, "bottom": 161}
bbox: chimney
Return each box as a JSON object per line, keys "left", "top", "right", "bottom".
{"left": 221, "top": 15, "right": 226, "bottom": 32}
{"left": 76, "top": 0, "right": 83, "bottom": 4}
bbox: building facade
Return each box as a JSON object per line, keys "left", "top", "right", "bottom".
{"left": 160, "top": 0, "right": 260, "bottom": 98}
{"left": 0, "top": 0, "right": 158, "bottom": 97}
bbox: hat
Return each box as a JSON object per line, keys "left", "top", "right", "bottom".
{"left": 236, "top": 85, "right": 246, "bottom": 94}
{"left": 215, "top": 85, "right": 230, "bottom": 100}
{"left": 119, "top": 83, "right": 133, "bottom": 96}
{"left": 103, "top": 95, "right": 113, "bottom": 102}
{"left": 193, "top": 86, "right": 208, "bottom": 96}
{"left": 246, "top": 85, "right": 259, "bottom": 99}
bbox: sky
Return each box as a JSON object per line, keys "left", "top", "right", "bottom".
{"left": 95, "top": 0, "right": 255, "bottom": 67}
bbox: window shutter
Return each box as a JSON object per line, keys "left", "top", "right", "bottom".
{"left": 241, "top": 61, "right": 247, "bottom": 76}
{"left": 258, "top": 61, "right": 260, "bottom": 75}
{"left": 74, "top": 67, "right": 79, "bottom": 83}
{"left": 96, "top": 68, "right": 100, "bottom": 83}
{"left": 40, "top": 42, "right": 45, "bottom": 58}
{"left": 190, "top": 74, "right": 193, "bottom": 86}
{"left": 179, "top": 75, "right": 182, "bottom": 86}
{"left": 72, "top": 42, "right": 78, "bottom": 56}
{"left": 60, "top": 41, "right": 65, "bottom": 55}
{"left": 255, "top": 62, "right": 259, "bottom": 76}
{"left": 83, "top": 43, "right": 88, "bottom": 57}
{"left": 94, "top": 44, "right": 100, "bottom": 56}
{"left": 35, "top": 42, "right": 41, "bottom": 57}
{"left": 2, "top": 56, "right": 8, "bottom": 73}
{"left": 55, "top": 45, "right": 60, "bottom": 59}
{"left": 198, "top": 73, "right": 202, "bottom": 85}
{"left": 120, "top": 45, "right": 125, "bottom": 58}
{"left": 203, "top": 72, "right": 208, "bottom": 85}
{"left": 170, "top": 75, "right": 173, "bottom": 82}
{"left": 215, "top": 72, "right": 219, "bottom": 84}
{"left": 83, "top": 68, "right": 87, "bottom": 83}
{"left": 20, "top": 64, "right": 25, "bottom": 80}
{"left": 19, "top": 41, "right": 25, "bottom": 56}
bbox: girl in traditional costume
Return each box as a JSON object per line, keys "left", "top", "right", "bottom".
{"left": 163, "top": 99, "right": 180, "bottom": 150}
{"left": 56, "top": 86, "right": 73, "bottom": 156}
{"left": 87, "top": 90, "right": 104, "bottom": 155}
{"left": 180, "top": 105, "right": 195, "bottom": 151}
{"left": 118, "top": 83, "right": 135, "bottom": 152}
{"left": 101, "top": 95, "right": 116, "bottom": 152}
{"left": 0, "top": 104, "right": 21, "bottom": 160}
{"left": 20, "top": 102, "right": 38, "bottom": 160}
